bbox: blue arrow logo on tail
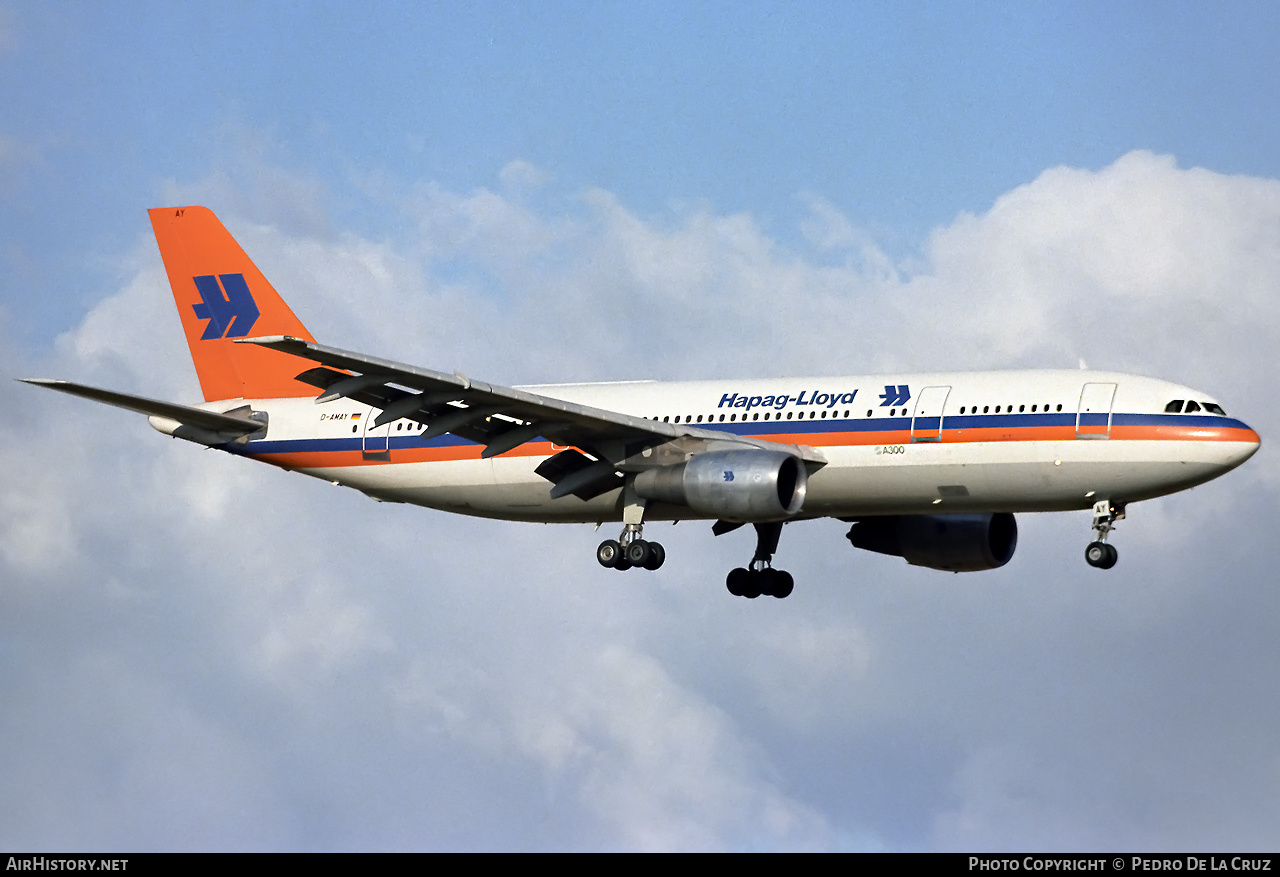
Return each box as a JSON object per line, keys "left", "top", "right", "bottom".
{"left": 879, "top": 384, "right": 911, "bottom": 407}
{"left": 191, "top": 273, "right": 260, "bottom": 340}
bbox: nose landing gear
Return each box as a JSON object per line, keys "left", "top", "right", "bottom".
{"left": 1085, "top": 499, "right": 1124, "bottom": 570}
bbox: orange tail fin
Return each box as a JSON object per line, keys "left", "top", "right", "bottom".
{"left": 149, "top": 206, "right": 317, "bottom": 402}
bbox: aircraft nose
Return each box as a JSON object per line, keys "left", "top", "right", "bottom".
{"left": 1225, "top": 421, "right": 1262, "bottom": 469}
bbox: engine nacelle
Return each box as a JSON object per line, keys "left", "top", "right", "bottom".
{"left": 846, "top": 513, "right": 1017, "bottom": 572}
{"left": 634, "top": 450, "right": 807, "bottom": 521}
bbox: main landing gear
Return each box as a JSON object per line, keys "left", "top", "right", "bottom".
{"left": 1085, "top": 499, "right": 1125, "bottom": 570}
{"left": 596, "top": 486, "right": 665, "bottom": 571}
{"left": 596, "top": 525, "right": 666, "bottom": 571}
{"left": 725, "top": 521, "right": 794, "bottom": 599}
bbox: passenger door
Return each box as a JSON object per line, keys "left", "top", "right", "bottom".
{"left": 362, "top": 411, "right": 391, "bottom": 461}
{"left": 911, "top": 385, "right": 952, "bottom": 442}
{"left": 1076, "top": 382, "right": 1117, "bottom": 439}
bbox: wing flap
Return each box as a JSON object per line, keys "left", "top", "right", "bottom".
{"left": 243, "top": 335, "right": 825, "bottom": 459}
{"left": 535, "top": 449, "right": 624, "bottom": 500}
{"left": 245, "top": 335, "right": 680, "bottom": 445}
{"left": 239, "top": 336, "right": 828, "bottom": 497}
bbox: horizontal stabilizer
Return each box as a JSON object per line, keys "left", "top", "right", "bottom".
{"left": 19, "top": 379, "right": 265, "bottom": 437}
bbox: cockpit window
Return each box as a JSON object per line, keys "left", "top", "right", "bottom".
{"left": 1184, "top": 400, "right": 1201, "bottom": 413}
{"left": 1202, "top": 402, "right": 1227, "bottom": 415}
{"left": 1165, "top": 400, "right": 1184, "bottom": 413}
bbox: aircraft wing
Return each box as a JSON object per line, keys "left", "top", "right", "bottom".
{"left": 19, "top": 379, "right": 266, "bottom": 438}
{"left": 239, "top": 336, "right": 825, "bottom": 497}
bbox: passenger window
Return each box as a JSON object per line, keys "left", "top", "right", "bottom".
{"left": 1018, "top": 405, "right": 1025, "bottom": 412}
{"left": 752, "top": 412, "right": 759, "bottom": 421}
{"left": 866, "top": 410, "right": 873, "bottom": 417}
{"left": 787, "top": 411, "right": 793, "bottom": 420}
{"left": 1030, "top": 405, "right": 1037, "bottom": 412}
{"left": 352, "top": 425, "right": 357, "bottom": 433}
{"left": 1165, "top": 400, "right": 1184, "bottom": 413}
{"left": 1056, "top": 404, "right": 1063, "bottom": 412}
{"left": 1184, "top": 401, "right": 1201, "bottom": 413}
{"left": 730, "top": 413, "right": 737, "bottom": 421}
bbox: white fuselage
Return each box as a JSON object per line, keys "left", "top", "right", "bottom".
{"left": 209, "top": 369, "right": 1260, "bottom": 523}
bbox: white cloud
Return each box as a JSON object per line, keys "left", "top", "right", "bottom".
{"left": 4, "top": 150, "right": 1278, "bottom": 849}
{"left": 0, "top": 473, "right": 77, "bottom": 575}
{"left": 499, "top": 159, "right": 552, "bottom": 193}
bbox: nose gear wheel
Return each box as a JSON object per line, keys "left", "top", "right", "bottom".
{"left": 1085, "top": 541, "right": 1118, "bottom": 569}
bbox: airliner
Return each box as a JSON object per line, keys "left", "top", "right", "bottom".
{"left": 23, "top": 207, "right": 1261, "bottom": 599}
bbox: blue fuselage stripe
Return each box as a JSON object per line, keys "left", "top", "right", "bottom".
{"left": 230, "top": 412, "right": 1251, "bottom": 456}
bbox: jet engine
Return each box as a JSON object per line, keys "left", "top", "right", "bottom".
{"left": 634, "top": 450, "right": 807, "bottom": 521}
{"left": 845, "top": 513, "right": 1017, "bottom": 572}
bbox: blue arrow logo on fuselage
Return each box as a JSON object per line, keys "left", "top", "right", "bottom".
{"left": 879, "top": 384, "right": 911, "bottom": 407}
{"left": 191, "top": 274, "right": 260, "bottom": 340}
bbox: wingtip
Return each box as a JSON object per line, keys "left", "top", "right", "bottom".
{"left": 233, "top": 335, "right": 305, "bottom": 346}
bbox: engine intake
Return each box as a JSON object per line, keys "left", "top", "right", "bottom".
{"left": 634, "top": 450, "right": 807, "bottom": 521}
{"left": 846, "top": 513, "right": 1017, "bottom": 572}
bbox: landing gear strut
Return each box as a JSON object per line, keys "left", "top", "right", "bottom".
{"left": 725, "top": 521, "right": 794, "bottom": 599}
{"left": 596, "top": 487, "right": 665, "bottom": 572}
{"left": 1085, "top": 499, "right": 1124, "bottom": 570}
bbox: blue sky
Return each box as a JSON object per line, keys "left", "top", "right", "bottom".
{"left": 3, "top": 2, "right": 1280, "bottom": 851}
{"left": 9, "top": 2, "right": 1280, "bottom": 340}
